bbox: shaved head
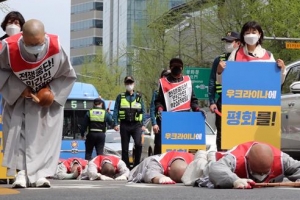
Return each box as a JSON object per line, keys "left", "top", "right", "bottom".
{"left": 100, "top": 163, "right": 116, "bottom": 178}
{"left": 247, "top": 143, "right": 273, "bottom": 174}
{"left": 22, "top": 19, "right": 45, "bottom": 46}
{"left": 168, "top": 159, "right": 188, "bottom": 183}
{"left": 71, "top": 163, "right": 80, "bottom": 173}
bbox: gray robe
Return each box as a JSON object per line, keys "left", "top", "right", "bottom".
{"left": 0, "top": 35, "right": 77, "bottom": 183}
{"left": 128, "top": 154, "right": 165, "bottom": 183}
{"left": 209, "top": 152, "right": 300, "bottom": 188}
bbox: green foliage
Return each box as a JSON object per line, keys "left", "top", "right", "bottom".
{"left": 216, "top": 0, "right": 300, "bottom": 63}
{"left": 79, "top": 51, "right": 124, "bottom": 101}
{"left": 114, "top": 0, "right": 300, "bottom": 107}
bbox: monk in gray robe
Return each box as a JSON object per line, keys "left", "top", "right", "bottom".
{"left": 209, "top": 141, "right": 300, "bottom": 189}
{"left": 0, "top": 19, "right": 76, "bottom": 188}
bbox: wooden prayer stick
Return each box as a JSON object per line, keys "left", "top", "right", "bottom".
{"left": 30, "top": 93, "right": 40, "bottom": 103}
{"left": 254, "top": 182, "right": 300, "bottom": 188}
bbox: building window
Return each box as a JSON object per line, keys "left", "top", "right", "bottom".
{"left": 71, "top": 37, "right": 103, "bottom": 49}
{"left": 71, "top": 55, "right": 96, "bottom": 66}
{"left": 71, "top": 19, "right": 103, "bottom": 32}
{"left": 71, "top": 2, "right": 103, "bottom": 14}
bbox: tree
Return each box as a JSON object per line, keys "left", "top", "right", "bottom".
{"left": 79, "top": 51, "right": 124, "bottom": 100}
{"left": 215, "top": 0, "right": 300, "bottom": 63}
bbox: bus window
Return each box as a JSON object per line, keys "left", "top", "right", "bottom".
{"left": 62, "top": 82, "right": 100, "bottom": 140}
{"left": 63, "top": 110, "right": 90, "bottom": 139}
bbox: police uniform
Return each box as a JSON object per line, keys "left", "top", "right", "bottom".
{"left": 209, "top": 31, "right": 240, "bottom": 151}
{"left": 208, "top": 53, "right": 230, "bottom": 151}
{"left": 112, "top": 83, "right": 145, "bottom": 168}
{"left": 81, "top": 98, "right": 113, "bottom": 160}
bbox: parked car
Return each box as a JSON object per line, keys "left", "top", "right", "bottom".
{"left": 105, "top": 129, "right": 134, "bottom": 165}
{"left": 140, "top": 119, "right": 217, "bottom": 161}
{"left": 281, "top": 60, "right": 300, "bottom": 157}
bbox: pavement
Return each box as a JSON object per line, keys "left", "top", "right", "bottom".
{"left": 1, "top": 179, "right": 300, "bottom": 200}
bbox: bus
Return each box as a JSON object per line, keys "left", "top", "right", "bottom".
{"left": 60, "top": 82, "right": 116, "bottom": 159}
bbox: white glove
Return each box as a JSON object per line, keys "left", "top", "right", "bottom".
{"left": 115, "top": 175, "right": 127, "bottom": 181}
{"left": 100, "top": 175, "right": 114, "bottom": 181}
{"left": 89, "top": 172, "right": 101, "bottom": 181}
{"left": 72, "top": 166, "right": 82, "bottom": 178}
{"left": 233, "top": 178, "right": 255, "bottom": 189}
{"left": 158, "top": 176, "right": 175, "bottom": 184}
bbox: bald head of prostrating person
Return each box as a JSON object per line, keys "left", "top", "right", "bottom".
{"left": 168, "top": 159, "right": 188, "bottom": 183}
{"left": 22, "top": 19, "right": 45, "bottom": 54}
{"left": 246, "top": 143, "right": 273, "bottom": 181}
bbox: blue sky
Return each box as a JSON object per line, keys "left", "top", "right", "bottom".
{"left": 0, "top": 0, "right": 71, "bottom": 56}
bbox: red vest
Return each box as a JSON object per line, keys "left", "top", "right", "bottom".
{"left": 159, "top": 151, "right": 194, "bottom": 176}
{"left": 235, "top": 47, "right": 270, "bottom": 61}
{"left": 92, "top": 155, "right": 120, "bottom": 173}
{"left": 217, "top": 141, "right": 283, "bottom": 183}
{"left": 4, "top": 33, "right": 60, "bottom": 92}
{"left": 62, "top": 158, "right": 88, "bottom": 173}
{"left": 160, "top": 76, "right": 192, "bottom": 111}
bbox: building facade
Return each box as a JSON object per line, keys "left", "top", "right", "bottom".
{"left": 103, "top": 0, "right": 189, "bottom": 75}
{"left": 70, "top": 0, "right": 103, "bottom": 70}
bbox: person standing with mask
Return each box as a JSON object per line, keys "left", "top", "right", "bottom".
{"left": 217, "top": 21, "right": 286, "bottom": 84}
{"left": 112, "top": 76, "right": 146, "bottom": 169}
{"left": 0, "top": 11, "right": 25, "bottom": 41}
{"left": 150, "top": 69, "right": 170, "bottom": 155}
{"left": 80, "top": 98, "right": 114, "bottom": 160}
{"left": 155, "top": 58, "right": 205, "bottom": 132}
{"left": 0, "top": 19, "right": 76, "bottom": 188}
{"left": 208, "top": 31, "right": 240, "bottom": 151}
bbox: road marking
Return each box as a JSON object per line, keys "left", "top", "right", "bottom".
{"left": 27, "top": 184, "right": 119, "bottom": 189}
{"left": 0, "top": 187, "right": 20, "bottom": 195}
{"left": 276, "top": 187, "right": 300, "bottom": 190}
{"left": 126, "top": 183, "right": 178, "bottom": 188}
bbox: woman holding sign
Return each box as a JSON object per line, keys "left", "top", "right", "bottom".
{"left": 216, "top": 21, "right": 286, "bottom": 83}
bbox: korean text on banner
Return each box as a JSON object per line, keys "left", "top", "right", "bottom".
{"left": 221, "top": 62, "right": 281, "bottom": 149}
{"left": 161, "top": 112, "right": 206, "bottom": 153}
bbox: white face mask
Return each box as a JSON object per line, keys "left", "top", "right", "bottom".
{"left": 244, "top": 34, "right": 259, "bottom": 45}
{"left": 251, "top": 173, "right": 269, "bottom": 182}
{"left": 224, "top": 42, "right": 235, "bottom": 53}
{"left": 24, "top": 44, "right": 45, "bottom": 55}
{"left": 5, "top": 24, "right": 21, "bottom": 36}
{"left": 125, "top": 84, "right": 134, "bottom": 91}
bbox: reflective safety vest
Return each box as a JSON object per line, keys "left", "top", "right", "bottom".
{"left": 89, "top": 108, "right": 106, "bottom": 132}
{"left": 215, "top": 54, "right": 227, "bottom": 94}
{"left": 119, "top": 92, "right": 143, "bottom": 122}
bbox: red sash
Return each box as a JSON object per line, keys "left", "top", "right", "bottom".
{"left": 160, "top": 76, "right": 192, "bottom": 111}
{"left": 63, "top": 158, "right": 88, "bottom": 172}
{"left": 235, "top": 47, "right": 270, "bottom": 61}
{"left": 217, "top": 141, "right": 283, "bottom": 182}
{"left": 159, "top": 151, "right": 194, "bottom": 175}
{"left": 92, "top": 155, "right": 120, "bottom": 173}
{"left": 4, "top": 33, "right": 60, "bottom": 92}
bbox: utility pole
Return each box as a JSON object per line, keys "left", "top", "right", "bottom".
{"left": 264, "top": 36, "right": 300, "bottom": 41}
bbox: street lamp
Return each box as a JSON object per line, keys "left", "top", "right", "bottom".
{"left": 177, "top": 15, "right": 191, "bottom": 58}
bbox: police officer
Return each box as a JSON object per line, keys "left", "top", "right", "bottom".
{"left": 81, "top": 98, "right": 113, "bottom": 160}
{"left": 112, "top": 76, "right": 146, "bottom": 168}
{"left": 208, "top": 31, "right": 240, "bottom": 151}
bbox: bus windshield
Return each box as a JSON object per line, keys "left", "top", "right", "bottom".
{"left": 63, "top": 82, "right": 100, "bottom": 140}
